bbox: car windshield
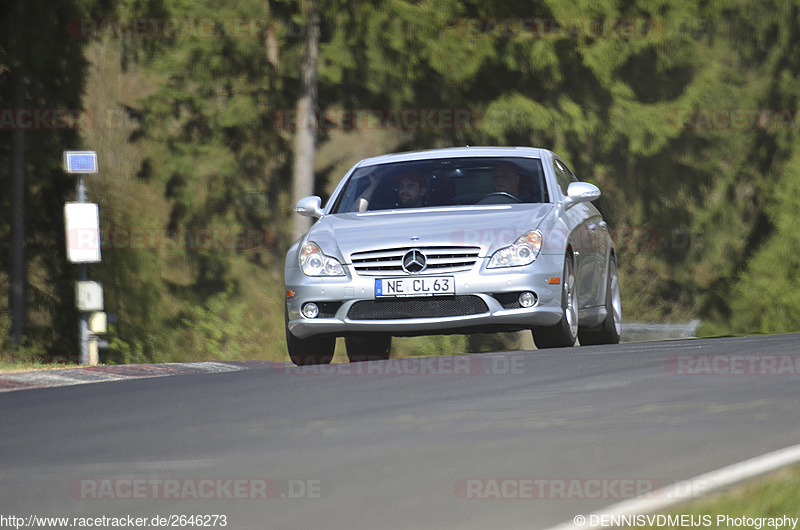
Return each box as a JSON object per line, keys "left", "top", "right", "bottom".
{"left": 331, "top": 156, "right": 548, "bottom": 213}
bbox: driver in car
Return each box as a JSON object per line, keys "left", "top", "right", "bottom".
{"left": 491, "top": 162, "right": 541, "bottom": 202}
{"left": 492, "top": 162, "right": 521, "bottom": 195}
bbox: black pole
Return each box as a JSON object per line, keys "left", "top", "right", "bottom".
{"left": 10, "top": 0, "right": 26, "bottom": 347}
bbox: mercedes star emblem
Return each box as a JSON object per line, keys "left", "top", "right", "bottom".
{"left": 402, "top": 249, "right": 427, "bottom": 274}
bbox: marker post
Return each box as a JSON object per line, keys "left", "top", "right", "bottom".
{"left": 63, "top": 151, "right": 104, "bottom": 365}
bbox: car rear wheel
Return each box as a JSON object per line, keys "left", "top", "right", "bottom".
{"left": 531, "top": 253, "right": 578, "bottom": 349}
{"left": 285, "top": 310, "right": 335, "bottom": 366}
{"left": 578, "top": 256, "right": 621, "bottom": 345}
{"left": 345, "top": 335, "right": 392, "bottom": 362}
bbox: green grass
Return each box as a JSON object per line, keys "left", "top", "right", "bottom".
{"left": 0, "top": 355, "right": 83, "bottom": 374}
{"left": 626, "top": 464, "right": 800, "bottom": 529}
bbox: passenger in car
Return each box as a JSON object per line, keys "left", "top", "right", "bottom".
{"left": 394, "top": 171, "right": 427, "bottom": 208}
{"left": 353, "top": 169, "right": 428, "bottom": 211}
{"left": 353, "top": 170, "right": 383, "bottom": 212}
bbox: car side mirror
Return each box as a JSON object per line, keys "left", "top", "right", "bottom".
{"left": 563, "top": 182, "right": 601, "bottom": 209}
{"left": 294, "top": 196, "right": 324, "bottom": 218}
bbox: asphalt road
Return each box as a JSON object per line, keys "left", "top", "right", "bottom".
{"left": 2, "top": 334, "right": 800, "bottom": 529}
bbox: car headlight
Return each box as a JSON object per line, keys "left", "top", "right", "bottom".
{"left": 487, "top": 230, "right": 543, "bottom": 268}
{"left": 299, "top": 242, "right": 345, "bottom": 276}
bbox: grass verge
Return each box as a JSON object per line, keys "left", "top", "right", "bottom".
{"left": 0, "top": 356, "right": 83, "bottom": 374}
{"left": 626, "top": 464, "right": 800, "bottom": 528}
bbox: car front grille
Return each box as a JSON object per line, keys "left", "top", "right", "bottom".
{"left": 347, "top": 296, "right": 489, "bottom": 320}
{"left": 350, "top": 246, "right": 480, "bottom": 276}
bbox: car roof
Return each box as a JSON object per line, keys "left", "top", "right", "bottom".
{"left": 355, "top": 146, "right": 552, "bottom": 167}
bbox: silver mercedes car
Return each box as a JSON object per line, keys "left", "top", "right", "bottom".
{"left": 285, "top": 147, "right": 621, "bottom": 365}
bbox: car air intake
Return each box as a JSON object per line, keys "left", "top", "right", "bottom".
{"left": 348, "top": 296, "right": 489, "bottom": 320}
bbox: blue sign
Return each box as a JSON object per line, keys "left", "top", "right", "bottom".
{"left": 64, "top": 151, "right": 98, "bottom": 174}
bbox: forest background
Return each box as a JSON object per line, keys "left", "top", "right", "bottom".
{"left": 2, "top": 0, "right": 800, "bottom": 364}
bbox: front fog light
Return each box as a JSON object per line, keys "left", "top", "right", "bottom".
{"left": 302, "top": 303, "right": 320, "bottom": 319}
{"left": 519, "top": 292, "right": 537, "bottom": 308}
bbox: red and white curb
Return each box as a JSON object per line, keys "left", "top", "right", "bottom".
{"left": 0, "top": 361, "right": 284, "bottom": 393}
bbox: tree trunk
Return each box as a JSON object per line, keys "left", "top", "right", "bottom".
{"left": 264, "top": 0, "right": 280, "bottom": 71}
{"left": 291, "top": 0, "right": 320, "bottom": 243}
{"left": 10, "top": 0, "right": 26, "bottom": 347}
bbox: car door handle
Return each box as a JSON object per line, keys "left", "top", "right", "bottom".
{"left": 599, "top": 221, "right": 607, "bottom": 230}
{"left": 588, "top": 223, "right": 597, "bottom": 231}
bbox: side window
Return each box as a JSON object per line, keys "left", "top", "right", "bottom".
{"left": 552, "top": 159, "right": 572, "bottom": 195}
{"left": 562, "top": 161, "right": 580, "bottom": 183}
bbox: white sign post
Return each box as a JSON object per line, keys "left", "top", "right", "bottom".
{"left": 64, "top": 151, "right": 104, "bottom": 365}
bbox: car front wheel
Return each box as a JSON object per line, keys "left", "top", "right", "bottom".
{"left": 285, "top": 310, "right": 335, "bottom": 366}
{"left": 531, "top": 253, "right": 578, "bottom": 349}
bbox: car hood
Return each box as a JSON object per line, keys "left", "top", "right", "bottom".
{"left": 307, "top": 204, "right": 555, "bottom": 261}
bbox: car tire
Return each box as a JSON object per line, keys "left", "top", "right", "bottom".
{"left": 532, "top": 253, "right": 578, "bottom": 349}
{"left": 578, "top": 256, "right": 621, "bottom": 345}
{"left": 285, "top": 310, "right": 335, "bottom": 366}
{"left": 345, "top": 335, "right": 392, "bottom": 362}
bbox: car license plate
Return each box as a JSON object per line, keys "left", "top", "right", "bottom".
{"left": 375, "top": 277, "right": 455, "bottom": 298}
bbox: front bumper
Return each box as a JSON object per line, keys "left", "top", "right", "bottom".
{"left": 285, "top": 254, "right": 566, "bottom": 339}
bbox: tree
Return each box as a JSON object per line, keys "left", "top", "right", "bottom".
{"left": 1, "top": 0, "right": 115, "bottom": 359}
{"left": 291, "top": 0, "right": 320, "bottom": 242}
{"left": 58, "top": 0, "right": 800, "bottom": 366}
{"left": 698, "top": 0, "right": 800, "bottom": 335}
{"left": 90, "top": 0, "right": 309, "bottom": 361}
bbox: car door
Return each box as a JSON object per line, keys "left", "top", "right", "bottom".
{"left": 553, "top": 158, "right": 602, "bottom": 309}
